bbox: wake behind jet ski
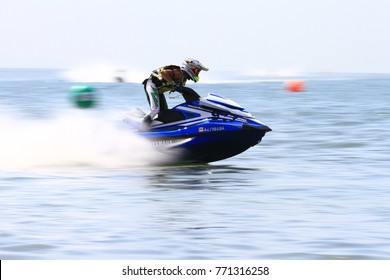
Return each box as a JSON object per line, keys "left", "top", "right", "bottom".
{"left": 123, "top": 86, "right": 271, "bottom": 163}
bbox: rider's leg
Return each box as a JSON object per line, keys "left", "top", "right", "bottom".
{"left": 143, "top": 79, "right": 160, "bottom": 123}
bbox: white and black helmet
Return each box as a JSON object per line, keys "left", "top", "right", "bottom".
{"left": 181, "top": 58, "right": 209, "bottom": 82}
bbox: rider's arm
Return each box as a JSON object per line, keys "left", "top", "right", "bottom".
{"left": 174, "top": 86, "right": 200, "bottom": 102}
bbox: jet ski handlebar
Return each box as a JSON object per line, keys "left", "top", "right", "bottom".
{"left": 172, "top": 86, "right": 200, "bottom": 103}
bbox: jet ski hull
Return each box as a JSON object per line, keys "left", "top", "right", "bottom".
{"left": 168, "top": 130, "right": 267, "bottom": 163}
{"left": 141, "top": 121, "right": 271, "bottom": 163}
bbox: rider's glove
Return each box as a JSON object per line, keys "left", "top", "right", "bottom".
{"left": 173, "top": 85, "right": 183, "bottom": 92}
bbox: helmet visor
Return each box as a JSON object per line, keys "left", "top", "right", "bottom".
{"left": 192, "top": 67, "right": 201, "bottom": 76}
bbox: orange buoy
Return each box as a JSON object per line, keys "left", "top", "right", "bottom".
{"left": 284, "top": 80, "right": 305, "bottom": 92}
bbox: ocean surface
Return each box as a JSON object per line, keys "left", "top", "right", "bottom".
{"left": 1, "top": 68, "right": 389, "bottom": 260}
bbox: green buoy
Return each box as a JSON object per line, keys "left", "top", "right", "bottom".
{"left": 69, "top": 85, "right": 97, "bottom": 108}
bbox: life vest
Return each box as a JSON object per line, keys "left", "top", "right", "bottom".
{"left": 144, "top": 65, "right": 187, "bottom": 93}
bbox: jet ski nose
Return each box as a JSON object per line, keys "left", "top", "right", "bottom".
{"left": 264, "top": 126, "right": 272, "bottom": 132}
{"left": 243, "top": 123, "right": 272, "bottom": 132}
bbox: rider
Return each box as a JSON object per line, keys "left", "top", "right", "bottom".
{"left": 141, "top": 58, "right": 209, "bottom": 126}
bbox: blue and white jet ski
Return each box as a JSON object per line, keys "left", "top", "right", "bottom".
{"left": 123, "top": 87, "right": 271, "bottom": 163}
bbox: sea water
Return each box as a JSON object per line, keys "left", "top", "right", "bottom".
{"left": 1, "top": 68, "right": 389, "bottom": 259}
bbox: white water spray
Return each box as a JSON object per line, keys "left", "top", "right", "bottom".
{"left": 0, "top": 111, "right": 169, "bottom": 169}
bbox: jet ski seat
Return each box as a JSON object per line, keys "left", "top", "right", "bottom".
{"left": 156, "top": 110, "right": 185, "bottom": 123}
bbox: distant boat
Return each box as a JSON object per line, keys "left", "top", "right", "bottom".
{"left": 114, "top": 70, "right": 126, "bottom": 83}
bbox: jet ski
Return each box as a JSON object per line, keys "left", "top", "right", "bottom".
{"left": 123, "top": 86, "right": 271, "bottom": 163}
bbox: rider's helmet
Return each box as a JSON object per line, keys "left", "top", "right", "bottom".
{"left": 181, "top": 58, "right": 209, "bottom": 82}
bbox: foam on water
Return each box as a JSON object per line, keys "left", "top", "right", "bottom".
{"left": 0, "top": 110, "right": 168, "bottom": 169}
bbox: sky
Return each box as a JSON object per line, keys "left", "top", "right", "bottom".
{"left": 1, "top": 0, "right": 390, "bottom": 74}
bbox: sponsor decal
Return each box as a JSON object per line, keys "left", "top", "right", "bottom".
{"left": 152, "top": 139, "right": 173, "bottom": 146}
{"left": 199, "top": 126, "right": 225, "bottom": 132}
{"left": 152, "top": 138, "right": 193, "bottom": 147}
